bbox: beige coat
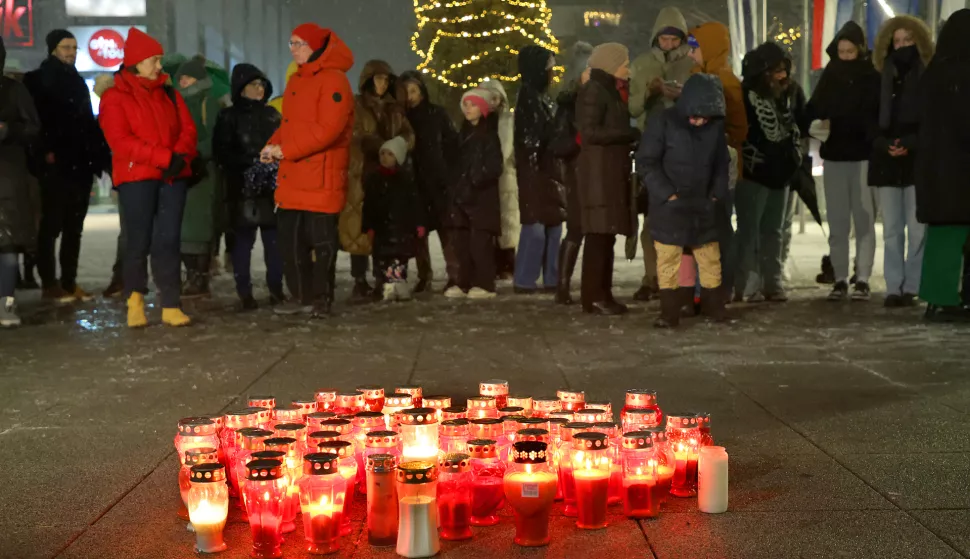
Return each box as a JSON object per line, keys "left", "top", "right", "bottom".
{"left": 478, "top": 80, "right": 519, "bottom": 249}
{"left": 629, "top": 7, "right": 696, "bottom": 131}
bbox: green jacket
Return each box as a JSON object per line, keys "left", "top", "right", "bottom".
{"left": 176, "top": 76, "right": 225, "bottom": 253}
{"left": 629, "top": 7, "right": 696, "bottom": 131}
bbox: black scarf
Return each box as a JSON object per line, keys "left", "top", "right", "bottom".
{"left": 879, "top": 46, "right": 922, "bottom": 130}
{"left": 810, "top": 58, "right": 874, "bottom": 118}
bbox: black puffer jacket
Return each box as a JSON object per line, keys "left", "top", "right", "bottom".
{"left": 400, "top": 70, "right": 458, "bottom": 233}
{"left": 23, "top": 56, "right": 110, "bottom": 181}
{"left": 915, "top": 9, "right": 970, "bottom": 225}
{"left": 807, "top": 22, "right": 880, "bottom": 162}
{"left": 0, "top": 38, "right": 41, "bottom": 252}
{"left": 445, "top": 116, "right": 504, "bottom": 233}
{"left": 637, "top": 74, "right": 730, "bottom": 247}
{"left": 212, "top": 63, "right": 281, "bottom": 227}
{"left": 362, "top": 167, "right": 425, "bottom": 259}
{"left": 514, "top": 45, "right": 565, "bottom": 226}
{"left": 550, "top": 87, "right": 582, "bottom": 233}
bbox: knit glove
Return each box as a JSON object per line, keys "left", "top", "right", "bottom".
{"left": 161, "top": 153, "right": 186, "bottom": 180}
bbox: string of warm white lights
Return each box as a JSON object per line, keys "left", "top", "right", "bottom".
{"left": 411, "top": 0, "right": 563, "bottom": 89}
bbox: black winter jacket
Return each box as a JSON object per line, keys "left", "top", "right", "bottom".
{"left": 637, "top": 74, "right": 730, "bottom": 247}
{"left": 362, "top": 167, "right": 425, "bottom": 259}
{"left": 400, "top": 70, "right": 458, "bottom": 232}
{"left": 446, "top": 117, "right": 503, "bottom": 233}
{"left": 212, "top": 64, "right": 281, "bottom": 227}
{"left": 550, "top": 88, "right": 582, "bottom": 232}
{"left": 915, "top": 9, "right": 970, "bottom": 225}
{"left": 0, "top": 61, "right": 42, "bottom": 252}
{"left": 514, "top": 45, "right": 565, "bottom": 226}
{"left": 808, "top": 22, "right": 880, "bottom": 162}
{"left": 869, "top": 47, "right": 923, "bottom": 187}
{"left": 23, "top": 56, "right": 109, "bottom": 181}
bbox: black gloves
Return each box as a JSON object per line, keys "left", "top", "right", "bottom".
{"left": 162, "top": 153, "right": 187, "bottom": 180}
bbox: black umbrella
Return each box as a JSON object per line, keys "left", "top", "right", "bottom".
{"left": 790, "top": 154, "right": 823, "bottom": 228}
{"left": 625, "top": 150, "right": 641, "bottom": 261}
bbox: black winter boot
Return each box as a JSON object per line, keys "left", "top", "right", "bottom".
{"left": 678, "top": 287, "right": 698, "bottom": 317}
{"left": 351, "top": 277, "right": 373, "bottom": 304}
{"left": 654, "top": 289, "right": 681, "bottom": 328}
{"left": 182, "top": 255, "right": 212, "bottom": 299}
{"left": 555, "top": 240, "right": 581, "bottom": 305}
{"left": 700, "top": 287, "right": 729, "bottom": 323}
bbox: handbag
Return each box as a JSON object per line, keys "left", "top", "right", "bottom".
{"left": 242, "top": 161, "right": 279, "bottom": 199}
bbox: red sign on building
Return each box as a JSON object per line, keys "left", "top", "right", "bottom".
{"left": 0, "top": 0, "right": 33, "bottom": 47}
{"left": 88, "top": 29, "right": 125, "bottom": 67}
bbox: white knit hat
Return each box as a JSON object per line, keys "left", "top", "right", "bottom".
{"left": 380, "top": 136, "right": 408, "bottom": 166}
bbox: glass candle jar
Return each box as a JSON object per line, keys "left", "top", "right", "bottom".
{"left": 365, "top": 430, "right": 401, "bottom": 463}
{"left": 243, "top": 458, "right": 287, "bottom": 559}
{"left": 470, "top": 418, "right": 507, "bottom": 460}
{"left": 250, "top": 407, "right": 274, "bottom": 430}
{"left": 223, "top": 409, "right": 262, "bottom": 497}
{"left": 291, "top": 399, "right": 318, "bottom": 419}
{"left": 175, "top": 417, "right": 219, "bottom": 464}
{"left": 466, "top": 439, "right": 506, "bottom": 526}
{"left": 666, "top": 413, "right": 701, "bottom": 498}
{"left": 299, "top": 452, "right": 347, "bottom": 555}
{"left": 436, "top": 453, "right": 473, "bottom": 541}
{"left": 515, "top": 428, "right": 550, "bottom": 445}
{"left": 274, "top": 406, "right": 303, "bottom": 425}
{"left": 315, "top": 418, "right": 354, "bottom": 444}
{"left": 356, "top": 385, "right": 385, "bottom": 413}
{"left": 621, "top": 389, "right": 662, "bottom": 428}
{"left": 333, "top": 392, "right": 365, "bottom": 415}
{"left": 504, "top": 441, "right": 557, "bottom": 547}
{"left": 263, "top": 437, "right": 301, "bottom": 533}
{"left": 592, "top": 422, "right": 623, "bottom": 505}
{"left": 440, "top": 406, "right": 467, "bottom": 422}
{"left": 249, "top": 395, "right": 276, "bottom": 411}
{"left": 479, "top": 379, "right": 509, "bottom": 409}
{"left": 353, "top": 411, "right": 387, "bottom": 492}
{"left": 548, "top": 410, "right": 575, "bottom": 424}
{"left": 575, "top": 408, "right": 609, "bottom": 424}
{"left": 620, "top": 431, "right": 662, "bottom": 518}
{"left": 179, "top": 447, "right": 219, "bottom": 524}
{"left": 200, "top": 414, "right": 226, "bottom": 468}
{"left": 697, "top": 412, "right": 714, "bottom": 446}
{"left": 249, "top": 450, "right": 285, "bottom": 521}
{"left": 317, "top": 440, "right": 358, "bottom": 536}
{"left": 399, "top": 408, "right": 439, "bottom": 463}
{"left": 571, "top": 432, "right": 611, "bottom": 530}
{"left": 274, "top": 423, "right": 307, "bottom": 456}
{"left": 587, "top": 401, "right": 612, "bottom": 418}
{"left": 506, "top": 396, "right": 533, "bottom": 416}
{"left": 439, "top": 419, "right": 469, "bottom": 455}
{"left": 365, "top": 453, "right": 399, "bottom": 546}
{"left": 394, "top": 385, "right": 423, "bottom": 408}
{"left": 383, "top": 394, "right": 414, "bottom": 428}
{"left": 502, "top": 415, "right": 527, "bottom": 451}
{"left": 498, "top": 406, "right": 525, "bottom": 418}
{"left": 314, "top": 389, "right": 338, "bottom": 411}
{"left": 559, "top": 422, "right": 593, "bottom": 516}
{"left": 645, "top": 427, "right": 675, "bottom": 500}
{"left": 467, "top": 396, "right": 499, "bottom": 420}
{"left": 422, "top": 395, "right": 451, "bottom": 422}
{"left": 305, "top": 411, "right": 338, "bottom": 432}
{"left": 187, "top": 463, "right": 229, "bottom": 553}
{"left": 532, "top": 398, "right": 561, "bottom": 418}
{"left": 308, "top": 430, "right": 342, "bottom": 450}
{"left": 396, "top": 461, "right": 439, "bottom": 559}
{"left": 235, "top": 429, "right": 274, "bottom": 515}
{"left": 557, "top": 389, "right": 586, "bottom": 412}
{"left": 623, "top": 408, "right": 661, "bottom": 433}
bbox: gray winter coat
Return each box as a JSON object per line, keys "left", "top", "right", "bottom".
{"left": 636, "top": 74, "right": 730, "bottom": 247}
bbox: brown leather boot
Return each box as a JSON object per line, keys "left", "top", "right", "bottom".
{"left": 701, "top": 287, "right": 729, "bottom": 323}
{"left": 654, "top": 289, "right": 681, "bottom": 328}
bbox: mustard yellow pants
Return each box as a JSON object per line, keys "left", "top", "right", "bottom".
{"left": 655, "top": 241, "right": 721, "bottom": 290}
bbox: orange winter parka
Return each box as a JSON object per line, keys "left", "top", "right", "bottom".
{"left": 270, "top": 30, "right": 355, "bottom": 214}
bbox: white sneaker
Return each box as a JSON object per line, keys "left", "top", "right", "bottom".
{"left": 394, "top": 282, "right": 412, "bottom": 301}
{"left": 467, "top": 287, "right": 496, "bottom": 300}
{"left": 444, "top": 286, "right": 466, "bottom": 299}
{"left": 382, "top": 283, "right": 396, "bottom": 302}
{"left": 0, "top": 297, "right": 21, "bottom": 327}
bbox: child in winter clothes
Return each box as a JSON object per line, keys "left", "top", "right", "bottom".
{"left": 636, "top": 73, "right": 731, "bottom": 328}
{"left": 362, "top": 136, "right": 425, "bottom": 302}
{"left": 443, "top": 88, "right": 504, "bottom": 299}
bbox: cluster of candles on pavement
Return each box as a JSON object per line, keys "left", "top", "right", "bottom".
{"left": 173, "top": 382, "right": 729, "bottom": 557}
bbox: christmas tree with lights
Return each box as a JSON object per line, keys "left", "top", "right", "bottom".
{"left": 411, "top": 0, "right": 562, "bottom": 106}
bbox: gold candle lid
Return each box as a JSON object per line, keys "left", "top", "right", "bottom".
{"left": 184, "top": 447, "right": 219, "bottom": 466}
{"left": 466, "top": 439, "right": 498, "bottom": 459}
{"left": 396, "top": 461, "right": 437, "bottom": 484}
{"left": 439, "top": 453, "right": 471, "bottom": 474}
{"left": 367, "top": 453, "right": 398, "bottom": 473}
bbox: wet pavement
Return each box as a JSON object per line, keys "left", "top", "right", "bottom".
{"left": 2, "top": 214, "right": 969, "bottom": 559}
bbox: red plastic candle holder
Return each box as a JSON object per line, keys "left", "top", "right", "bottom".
{"left": 666, "top": 413, "right": 702, "bottom": 498}
{"left": 479, "top": 379, "right": 509, "bottom": 409}
{"left": 299, "top": 452, "right": 347, "bottom": 555}
{"left": 393, "top": 385, "right": 423, "bottom": 408}
{"left": 620, "top": 431, "right": 662, "bottom": 518}
{"left": 187, "top": 463, "right": 229, "bottom": 553}
{"left": 504, "top": 441, "right": 557, "bottom": 547}
{"left": 179, "top": 447, "right": 219, "bottom": 523}
{"left": 235, "top": 429, "right": 274, "bottom": 515}
{"left": 440, "top": 406, "right": 467, "bottom": 422}
{"left": 466, "top": 439, "right": 506, "bottom": 526}
{"left": 621, "top": 389, "right": 663, "bottom": 428}
{"left": 466, "top": 396, "right": 499, "bottom": 420}
{"left": 532, "top": 398, "right": 562, "bottom": 418}
{"left": 317, "top": 441, "right": 358, "bottom": 536}
{"left": 243, "top": 459, "right": 287, "bottom": 559}
{"left": 557, "top": 389, "right": 586, "bottom": 412}
{"left": 398, "top": 408, "right": 439, "bottom": 463}
{"left": 365, "top": 454, "right": 399, "bottom": 546}
{"left": 383, "top": 394, "right": 415, "bottom": 428}
{"left": 274, "top": 406, "right": 303, "bottom": 424}
{"left": 248, "top": 395, "right": 276, "bottom": 411}
{"left": 314, "top": 389, "right": 338, "bottom": 411}
{"left": 439, "top": 419, "right": 470, "bottom": 454}
{"left": 506, "top": 396, "right": 533, "bottom": 417}
{"left": 570, "top": 432, "right": 611, "bottom": 530}
{"left": 356, "top": 385, "right": 386, "bottom": 412}
{"left": 437, "top": 453, "right": 473, "bottom": 541}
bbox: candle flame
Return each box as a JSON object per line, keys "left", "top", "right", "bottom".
{"left": 636, "top": 467, "right": 642, "bottom": 476}
{"left": 525, "top": 463, "right": 534, "bottom": 474}
{"left": 319, "top": 495, "right": 329, "bottom": 507}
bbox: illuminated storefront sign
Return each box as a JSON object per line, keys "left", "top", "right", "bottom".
{"left": 65, "top": 0, "right": 146, "bottom": 17}
{"left": 1, "top": 0, "right": 33, "bottom": 47}
{"left": 70, "top": 25, "right": 146, "bottom": 72}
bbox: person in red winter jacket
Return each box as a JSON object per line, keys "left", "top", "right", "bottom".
{"left": 98, "top": 27, "right": 198, "bottom": 328}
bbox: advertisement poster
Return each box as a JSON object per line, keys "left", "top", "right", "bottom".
{"left": 70, "top": 25, "right": 146, "bottom": 73}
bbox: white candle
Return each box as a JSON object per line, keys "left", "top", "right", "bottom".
{"left": 396, "top": 495, "right": 440, "bottom": 558}
{"left": 698, "top": 446, "right": 729, "bottom": 513}
{"left": 189, "top": 498, "right": 228, "bottom": 553}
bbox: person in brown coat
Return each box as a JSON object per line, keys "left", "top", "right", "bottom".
{"left": 576, "top": 43, "right": 641, "bottom": 315}
{"left": 340, "top": 59, "right": 415, "bottom": 301}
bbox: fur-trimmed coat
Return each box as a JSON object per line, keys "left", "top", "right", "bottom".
{"left": 339, "top": 60, "right": 415, "bottom": 255}
{"left": 479, "top": 81, "right": 519, "bottom": 248}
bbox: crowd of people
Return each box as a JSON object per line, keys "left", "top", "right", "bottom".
{"left": 1, "top": 9, "right": 968, "bottom": 330}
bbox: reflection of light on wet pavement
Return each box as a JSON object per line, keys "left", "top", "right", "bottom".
{"left": 76, "top": 319, "right": 100, "bottom": 331}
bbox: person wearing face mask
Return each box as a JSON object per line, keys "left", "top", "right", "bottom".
{"left": 869, "top": 16, "right": 934, "bottom": 308}
{"left": 98, "top": 28, "right": 198, "bottom": 328}
{"left": 24, "top": 29, "right": 111, "bottom": 304}
{"left": 807, "top": 22, "right": 880, "bottom": 303}
{"left": 340, "top": 60, "right": 415, "bottom": 304}
{"left": 398, "top": 70, "right": 459, "bottom": 293}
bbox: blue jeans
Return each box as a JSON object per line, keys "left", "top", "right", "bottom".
{"left": 514, "top": 223, "right": 562, "bottom": 289}
{"left": 232, "top": 225, "right": 283, "bottom": 298}
{"left": 0, "top": 252, "right": 18, "bottom": 298}
{"left": 878, "top": 185, "right": 925, "bottom": 295}
{"left": 118, "top": 180, "right": 187, "bottom": 308}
